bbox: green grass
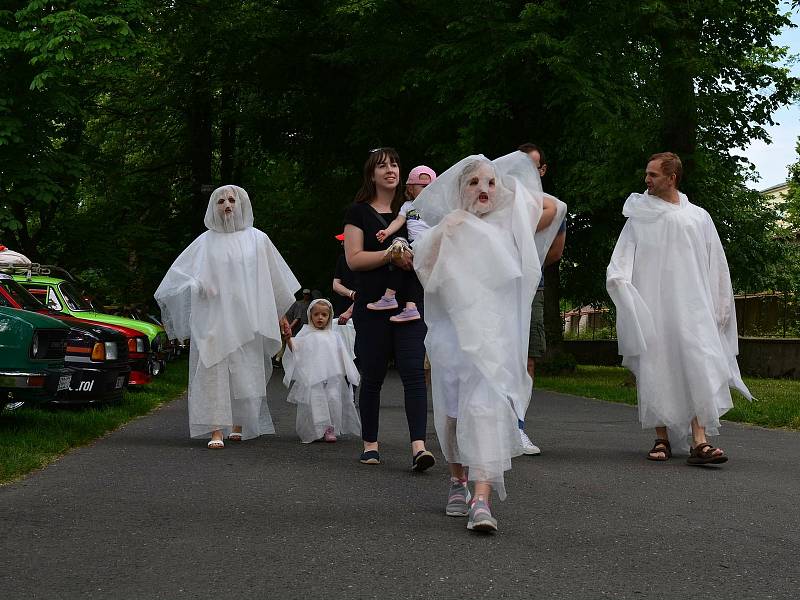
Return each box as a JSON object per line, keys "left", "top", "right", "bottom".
{"left": 0, "top": 357, "right": 188, "bottom": 484}
{"left": 536, "top": 365, "right": 800, "bottom": 430}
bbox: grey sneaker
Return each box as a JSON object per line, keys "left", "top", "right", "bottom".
{"left": 445, "top": 479, "right": 471, "bottom": 517}
{"left": 467, "top": 499, "right": 498, "bottom": 532}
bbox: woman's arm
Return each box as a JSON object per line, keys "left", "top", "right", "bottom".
{"left": 332, "top": 277, "right": 356, "bottom": 301}
{"left": 344, "top": 224, "right": 391, "bottom": 271}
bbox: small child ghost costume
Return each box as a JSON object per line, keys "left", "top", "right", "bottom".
{"left": 282, "top": 299, "right": 362, "bottom": 443}
{"left": 154, "top": 185, "right": 300, "bottom": 440}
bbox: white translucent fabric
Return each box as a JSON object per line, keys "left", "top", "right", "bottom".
{"left": 606, "top": 191, "right": 752, "bottom": 453}
{"left": 492, "top": 151, "right": 567, "bottom": 264}
{"left": 154, "top": 185, "right": 300, "bottom": 439}
{"left": 282, "top": 299, "right": 361, "bottom": 443}
{"left": 334, "top": 320, "right": 356, "bottom": 360}
{"left": 412, "top": 155, "right": 543, "bottom": 500}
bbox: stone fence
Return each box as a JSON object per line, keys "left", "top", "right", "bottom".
{"left": 562, "top": 338, "right": 800, "bottom": 379}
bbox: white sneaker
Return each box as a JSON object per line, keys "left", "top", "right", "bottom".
{"left": 519, "top": 429, "right": 541, "bottom": 455}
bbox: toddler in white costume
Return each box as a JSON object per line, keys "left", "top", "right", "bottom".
{"left": 283, "top": 299, "right": 361, "bottom": 443}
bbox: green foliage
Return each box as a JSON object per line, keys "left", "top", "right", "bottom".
{"left": 538, "top": 348, "right": 577, "bottom": 375}
{"left": 0, "top": 0, "right": 797, "bottom": 310}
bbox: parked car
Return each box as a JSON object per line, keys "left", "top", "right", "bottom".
{"left": 80, "top": 320, "right": 153, "bottom": 386}
{"left": 6, "top": 266, "right": 169, "bottom": 377}
{"left": 0, "top": 306, "right": 71, "bottom": 404}
{"left": 0, "top": 275, "right": 131, "bottom": 404}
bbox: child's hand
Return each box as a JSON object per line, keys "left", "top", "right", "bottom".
{"left": 376, "top": 230, "right": 388, "bottom": 242}
{"left": 279, "top": 316, "right": 292, "bottom": 338}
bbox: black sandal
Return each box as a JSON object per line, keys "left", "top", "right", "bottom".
{"left": 646, "top": 438, "right": 671, "bottom": 461}
{"left": 687, "top": 443, "right": 728, "bottom": 466}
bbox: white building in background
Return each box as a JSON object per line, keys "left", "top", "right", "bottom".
{"left": 760, "top": 181, "right": 790, "bottom": 228}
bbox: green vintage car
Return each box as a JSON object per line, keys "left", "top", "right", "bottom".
{"left": 0, "top": 306, "right": 72, "bottom": 403}
{"left": 8, "top": 266, "right": 169, "bottom": 377}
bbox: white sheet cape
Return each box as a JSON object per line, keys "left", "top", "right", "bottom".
{"left": 412, "top": 153, "right": 547, "bottom": 500}
{"left": 282, "top": 300, "right": 361, "bottom": 443}
{"left": 606, "top": 191, "right": 752, "bottom": 452}
{"left": 154, "top": 185, "right": 300, "bottom": 439}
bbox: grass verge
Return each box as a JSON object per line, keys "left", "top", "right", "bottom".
{"left": 536, "top": 365, "right": 800, "bottom": 430}
{"left": 0, "top": 357, "right": 188, "bottom": 484}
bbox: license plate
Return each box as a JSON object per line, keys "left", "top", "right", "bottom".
{"left": 57, "top": 375, "right": 72, "bottom": 391}
{"left": 115, "top": 376, "right": 125, "bottom": 389}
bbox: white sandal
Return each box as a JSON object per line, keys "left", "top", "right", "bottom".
{"left": 228, "top": 431, "right": 243, "bottom": 442}
{"left": 207, "top": 439, "right": 224, "bottom": 449}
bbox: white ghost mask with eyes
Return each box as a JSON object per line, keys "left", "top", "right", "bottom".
{"left": 458, "top": 160, "right": 498, "bottom": 215}
{"left": 204, "top": 185, "right": 254, "bottom": 233}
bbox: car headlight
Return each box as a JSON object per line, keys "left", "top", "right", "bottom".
{"left": 31, "top": 332, "right": 40, "bottom": 358}
{"left": 104, "top": 342, "right": 118, "bottom": 361}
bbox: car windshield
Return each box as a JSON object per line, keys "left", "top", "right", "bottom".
{"left": 59, "top": 281, "right": 94, "bottom": 311}
{"left": 0, "top": 279, "right": 45, "bottom": 310}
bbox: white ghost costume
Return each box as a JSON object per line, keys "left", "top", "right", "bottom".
{"left": 606, "top": 191, "right": 752, "bottom": 453}
{"left": 154, "top": 185, "right": 300, "bottom": 440}
{"left": 282, "top": 299, "right": 361, "bottom": 443}
{"left": 411, "top": 153, "right": 547, "bottom": 500}
{"left": 492, "top": 151, "right": 567, "bottom": 259}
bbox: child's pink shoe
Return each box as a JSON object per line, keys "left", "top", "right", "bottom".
{"left": 389, "top": 308, "right": 421, "bottom": 323}
{"left": 323, "top": 426, "right": 337, "bottom": 443}
{"left": 367, "top": 296, "right": 399, "bottom": 311}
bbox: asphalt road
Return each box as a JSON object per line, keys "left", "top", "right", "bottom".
{"left": 1, "top": 370, "right": 798, "bottom": 599}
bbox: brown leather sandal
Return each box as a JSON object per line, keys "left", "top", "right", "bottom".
{"left": 647, "top": 438, "right": 671, "bottom": 461}
{"left": 687, "top": 443, "right": 728, "bottom": 465}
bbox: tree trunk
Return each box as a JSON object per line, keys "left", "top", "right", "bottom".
{"left": 220, "top": 91, "right": 237, "bottom": 184}
{"left": 655, "top": 11, "right": 698, "bottom": 194}
{"left": 543, "top": 261, "right": 563, "bottom": 352}
{"left": 188, "top": 82, "right": 213, "bottom": 237}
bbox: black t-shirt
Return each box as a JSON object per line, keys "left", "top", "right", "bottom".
{"left": 343, "top": 202, "right": 408, "bottom": 308}
{"left": 332, "top": 254, "right": 356, "bottom": 316}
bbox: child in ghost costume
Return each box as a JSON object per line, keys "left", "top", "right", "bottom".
{"left": 282, "top": 299, "right": 361, "bottom": 443}
{"left": 154, "top": 185, "right": 300, "bottom": 448}
{"left": 606, "top": 153, "right": 752, "bottom": 465}
{"left": 412, "top": 153, "right": 553, "bottom": 532}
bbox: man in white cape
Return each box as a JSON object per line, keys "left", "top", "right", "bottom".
{"left": 154, "top": 185, "right": 299, "bottom": 448}
{"left": 606, "top": 152, "right": 752, "bottom": 465}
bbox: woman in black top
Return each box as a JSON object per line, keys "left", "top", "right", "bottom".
{"left": 343, "top": 147, "right": 435, "bottom": 471}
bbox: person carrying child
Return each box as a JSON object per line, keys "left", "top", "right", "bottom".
{"left": 282, "top": 299, "right": 361, "bottom": 444}
{"left": 366, "top": 165, "right": 437, "bottom": 323}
